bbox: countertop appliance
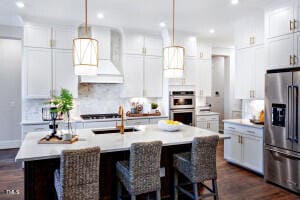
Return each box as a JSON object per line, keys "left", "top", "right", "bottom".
{"left": 265, "top": 68, "right": 300, "bottom": 194}
{"left": 169, "top": 91, "right": 195, "bottom": 126}
{"left": 80, "top": 113, "right": 120, "bottom": 120}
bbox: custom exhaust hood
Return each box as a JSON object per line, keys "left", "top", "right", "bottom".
{"left": 79, "top": 26, "right": 123, "bottom": 83}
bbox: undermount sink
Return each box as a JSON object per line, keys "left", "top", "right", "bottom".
{"left": 92, "top": 127, "right": 141, "bottom": 134}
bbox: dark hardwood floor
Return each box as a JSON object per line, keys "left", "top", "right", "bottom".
{"left": 0, "top": 142, "right": 299, "bottom": 200}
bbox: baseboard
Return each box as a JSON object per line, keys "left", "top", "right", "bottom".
{"left": 0, "top": 140, "right": 21, "bottom": 149}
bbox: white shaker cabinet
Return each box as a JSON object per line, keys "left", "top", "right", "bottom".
{"left": 52, "top": 50, "right": 78, "bottom": 98}
{"left": 265, "top": 2, "right": 295, "bottom": 39}
{"left": 52, "top": 26, "right": 75, "bottom": 50}
{"left": 143, "top": 56, "right": 163, "bottom": 97}
{"left": 224, "top": 122, "right": 264, "bottom": 174}
{"left": 198, "top": 59, "right": 212, "bottom": 97}
{"left": 121, "top": 54, "right": 144, "bottom": 97}
{"left": 198, "top": 42, "right": 212, "bottom": 60}
{"left": 266, "top": 34, "right": 294, "bottom": 69}
{"left": 196, "top": 114, "right": 219, "bottom": 132}
{"left": 144, "top": 35, "right": 163, "bottom": 56}
{"left": 235, "top": 45, "right": 265, "bottom": 99}
{"left": 123, "top": 32, "right": 145, "bottom": 55}
{"left": 23, "top": 47, "right": 52, "bottom": 98}
{"left": 24, "top": 24, "right": 52, "bottom": 48}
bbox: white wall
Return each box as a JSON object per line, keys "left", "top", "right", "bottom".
{"left": 0, "top": 39, "right": 22, "bottom": 149}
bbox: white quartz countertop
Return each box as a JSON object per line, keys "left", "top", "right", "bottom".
{"left": 15, "top": 124, "right": 229, "bottom": 162}
{"left": 21, "top": 115, "right": 169, "bottom": 125}
{"left": 223, "top": 119, "right": 264, "bottom": 129}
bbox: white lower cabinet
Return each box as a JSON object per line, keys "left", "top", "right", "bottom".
{"left": 196, "top": 114, "right": 219, "bottom": 132}
{"left": 224, "top": 123, "right": 264, "bottom": 174}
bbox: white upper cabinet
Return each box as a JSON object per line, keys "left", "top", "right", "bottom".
{"left": 184, "top": 37, "right": 198, "bottom": 57}
{"left": 143, "top": 56, "right": 163, "bottom": 97}
{"left": 24, "top": 24, "right": 52, "bottom": 48}
{"left": 266, "top": 34, "right": 294, "bottom": 69}
{"left": 123, "top": 31, "right": 145, "bottom": 55}
{"left": 24, "top": 47, "right": 52, "bottom": 98}
{"left": 52, "top": 50, "right": 78, "bottom": 98}
{"left": 184, "top": 58, "right": 199, "bottom": 85}
{"left": 144, "top": 35, "right": 163, "bottom": 56}
{"left": 198, "top": 42, "right": 212, "bottom": 60}
{"left": 234, "top": 15, "right": 264, "bottom": 49}
{"left": 265, "top": 1, "right": 295, "bottom": 39}
{"left": 92, "top": 26, "right": 111, "bottom": 59}
{"left": 121, "top": 54, "right": 144, "bottom": 97}
{"left": 235, "top": 45, "right": 265, "bottom": 99}
{"left": 52, "top": 26, "right": 75, "bottom": 50}
{"left": 198, "top": 59, "right": 212, "bottom": 97}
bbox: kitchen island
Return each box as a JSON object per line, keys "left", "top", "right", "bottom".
{"left": 16, "top": 124, "right": 229, "bottom": 200}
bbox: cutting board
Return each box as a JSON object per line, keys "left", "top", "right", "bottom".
{"left": 38, "top": 135, "right": 79, "bottom": 144}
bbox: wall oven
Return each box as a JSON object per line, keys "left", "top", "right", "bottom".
{"left": 169, "top": 91, "right": 195, "bottom": 126}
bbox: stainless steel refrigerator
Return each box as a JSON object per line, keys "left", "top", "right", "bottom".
{"left": 265, "top": 68, "right": 300, "bottom": 194}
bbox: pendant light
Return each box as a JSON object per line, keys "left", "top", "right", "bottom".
{"left": 73, "top": 0, "right": 99, "bottom": 76}
{"left": 163, "top": 0, "right": 185, "bottom": 78}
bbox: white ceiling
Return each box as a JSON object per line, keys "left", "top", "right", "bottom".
{"left": 0, "top": 0, "right": 273, "bottom": 46}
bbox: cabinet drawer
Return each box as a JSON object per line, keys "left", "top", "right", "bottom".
{"left": 243, "top": 126, "right": 263, "bottom": 138}
{"left": 196, "top": 115, "right": 219, "bottom": 121}
{"left": 126, "top": 119, "right": 149, "bottom": 126}
{"left": 224, "top": 123, "right": 240, "bottom": 132}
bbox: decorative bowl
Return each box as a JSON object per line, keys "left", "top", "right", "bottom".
{"left": 158, "top": 120, "right": 182, "bottom": 132}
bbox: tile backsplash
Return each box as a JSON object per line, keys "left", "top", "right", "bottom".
{"left": 22, "top": 84, "right": 163, "bottom": 122}
{"left": 242, "top": 99, "right": 264, "bottom": 119}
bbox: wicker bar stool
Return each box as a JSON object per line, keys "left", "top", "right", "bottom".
{"left": 116, "top": 141, "right": 163, "bottom": 200}
{"left": 54, "top": 147, "right": 101, "bottom": 200}
{"left": 173, "top": 135, "right": 219, "bottom": 200}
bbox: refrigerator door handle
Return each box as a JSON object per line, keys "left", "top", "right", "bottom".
{"left": 293, "top": 86, "right": 298, "bottom": 143}
{"left": 265, "top": 146, "right": 300, "bottom": 159}
{"left": 288, "top": 86, "right": 293, "bottom": 141}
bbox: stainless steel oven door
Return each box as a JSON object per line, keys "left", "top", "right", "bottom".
{"left": 170, "top": 109, "right": 195, "bottom": 126}
{"left": 170, "top": 95, "right": 195, "bottom": 109}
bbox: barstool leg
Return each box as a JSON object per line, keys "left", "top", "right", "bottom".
{"left": 212, "top": 179, "right": 219, "bottom": 200}
{"left": 193, "top": 183, "right": 199, "bottom": 200}
{"left": 156, "top": 190, "right": 161, "bottom": 200}
{"left": 117, "top": 180, "right": 122, "bottom": 200}
{"left": 174, "top": 170, "right": 179, "bottom": 200}
{"left": 131, "top": 195, "right": 136, "bottom": 200}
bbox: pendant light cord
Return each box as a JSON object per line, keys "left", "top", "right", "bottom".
{"left": 172, "top": 0, "right": 175, "bottom": 46}
{"left": 85, "top": 0, "right": 88, "bottom": 35}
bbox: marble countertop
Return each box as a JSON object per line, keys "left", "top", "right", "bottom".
{"left": 15, "top": 124, "right": 229, "bottom": 162}
{"left": 223, "top": 119, "right": 264, "bottom": 129}
{"left": 21, "top": 115, "right": 169, "bottom": 125}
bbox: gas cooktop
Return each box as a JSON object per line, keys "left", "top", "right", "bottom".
{"left": 80, "top": 113, "right": 120, "bottom": 120}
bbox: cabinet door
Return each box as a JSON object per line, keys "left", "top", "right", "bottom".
{"left": 52, "top": 50, "right": 78, "bottom": 98}
{"left": 198, "top": 59, "right": 212, "bottom": 97}
{"left": 293, "top": 32, "right": 300, "bottom": 66}
{"left": 235, "top": 48, "right": 253, "bottom": 99}
{"left": 208, "top": 120, "right": 219, "bottom": 132}
{"left": 253, "top": 16, "right": 265, "bottom": 46}
{"left": 24, "top": 24, "right": 52, "bottom": 48}
{"left": 144, "top": 35, "right": 162, "bottom": 56}
{"left": 121, "top": 55, "right": 144, "bottom": 97}
{"left": 224, "top": 131, "right": 242, "bottom": 163}
{"left": 196, "top": 121, "right": 208, "bottom": 129}
{"left": 184, "top": 58, "right": 198, "bottom": 85}
{"left": 267, "top": 34, "right": 294, "bottom": 69}
{"left": 198, "top": 42, "right": 212, "bottom": 59}
{"left": 92, "top": 26, "right": 111, "bottom": 59}
{"left": 24, "top": 48, "right": 52, "bottom": 98}
{"left": 242, "top": 135, "right": 263, "bottom": 174}
{"left": 265, "top": 4, "right": 294, "bottom": 38}
{"left": 144, "top": 56, "right": 163, "bottom": 97}
{"left": 52, "top": 26, "right": 75, "bottom": 50}
{"left": 253, "top": 45, "right": 266, "bottom": 99}
{"left": 123, "top": 32, "right": 144, "bottom": 55}
{"left": 184, "top": 37, "right": 198, "bottom": 57}
{"left": 234, "top": 20, "right": 252, "bottom": 49}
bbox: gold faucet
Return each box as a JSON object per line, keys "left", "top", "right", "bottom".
{"left": 116, "top": 106, "right": 125, "bottom": 134}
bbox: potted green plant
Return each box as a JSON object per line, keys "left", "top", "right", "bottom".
{"left": 151, "top": 103, "right": 158, "bottom": 113}
{"left": 48, "top": 88, "right": 74, "bottom": 133}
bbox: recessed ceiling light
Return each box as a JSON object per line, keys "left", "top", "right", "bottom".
{"left": 97, "top": 13, "right": 104, "bottom": 19}
{"left": 231, "top": 0, "right": 239, "bottom": 5}
{"left": 209, "top": 29, "right": 215, "bottom": 34}
{"left": 16, "top": 1, "right": 25, "bottom": 8}
{"left": 159, "top": 22, "right": 166, "bottom": 28}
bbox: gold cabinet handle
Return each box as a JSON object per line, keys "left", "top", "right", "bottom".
{"left": 290, "top": 20, "right": 293, "bottom": 31}
{"left": 293, "top": 19, "right": 297, "bottom": 30}
{"left": 240, "top": 136, "right": 243, "bottom": 144}
{"left": 293, "top": 55, "right": 297, "bottom": 65}
{"left": 290, "top": 55, "right": 293, "bottom": 65}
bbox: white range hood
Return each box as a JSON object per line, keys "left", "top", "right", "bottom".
{"left": 79, "top": 26, "right": 123, "bottom": 84}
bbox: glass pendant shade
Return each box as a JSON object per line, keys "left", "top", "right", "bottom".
{"left": 73, "top": 37, "right": 99, "bottom": 76}
{"left": 163, "top": 46, "right": 185, "bottom": 78}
